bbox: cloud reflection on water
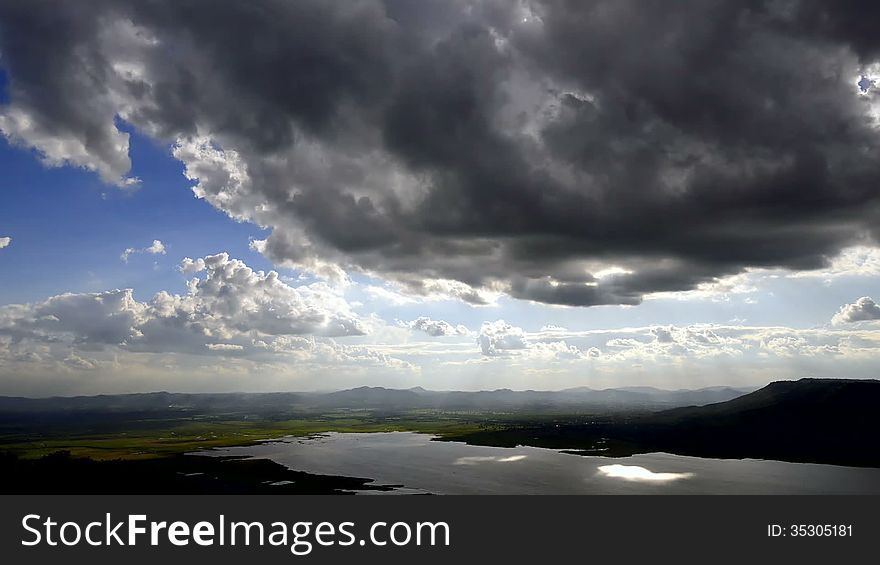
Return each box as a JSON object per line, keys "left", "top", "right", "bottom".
{"left": 597, "top": 464, "right": 694, "bottom": 482}
{"left": 454, "top": 455, "right": 528, "bottom": 465}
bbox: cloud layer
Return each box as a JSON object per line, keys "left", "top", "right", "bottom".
{"left": 4, "top": 1, "right": 880, "bottom": 307}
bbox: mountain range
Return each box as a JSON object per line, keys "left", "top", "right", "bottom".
{"left": 0, "top": 384, "right": 751, "bottom": 415}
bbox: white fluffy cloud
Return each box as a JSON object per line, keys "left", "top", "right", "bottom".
{"left": 0, "top": 237, "right": 10, "bottom": 249}
{"left": 121, "top": 239, "right": 166, "bottom": 263}
{"left": 478, "top": 320, "right": 529, "bottom": 356}
{"left": 832, "top": 297, "right": 880, "bottom": 325}
{"left": 0, "top": 105, "right": 138, "bottom": 187}
{"left": 147, "top": 253, "right": 367, "bottom": 342}
{"left": 476, "top": 319, "right": 595, "bottom": 361}
{"left": 403, "top": 317, "right": 470, "bottom": 337}
{"left": 0, "top": 252, "right": 423, "bottom": 393}
{"left": 0, "top": 253, "right": 367, "bottom": 356}
{"left": 7, "top": 288, "right": 149, "bottom": 347}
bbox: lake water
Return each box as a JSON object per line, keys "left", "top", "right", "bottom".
{"left": 203, "top": 431, "right": 880, "bottom": 494}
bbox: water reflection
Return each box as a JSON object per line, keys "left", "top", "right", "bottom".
{"left": 454, "top": 454, "right": 528, "bottom": 465}
{"left": 597, "top": 464, "right": 694, "bottom": 482}
{"left": 202, "top": 432, "right": 880, "bottom": 494}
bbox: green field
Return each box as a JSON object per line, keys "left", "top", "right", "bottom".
{"left": 0, "top": 409, "right": 551, "bottom": 494}
{"left": 0, "top": 412, "right": 512, "bottom": 461}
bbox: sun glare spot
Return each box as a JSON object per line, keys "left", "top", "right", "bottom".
{"left": 856, "top": 64, "right": 880, "bottom": 96}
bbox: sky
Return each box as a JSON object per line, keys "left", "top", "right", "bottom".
{"left": 3, "top": 0, "right": 880, "bottom": 396}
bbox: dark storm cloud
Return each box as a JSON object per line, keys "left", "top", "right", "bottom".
{"left": 3, "top": 0, "right": 880, "bottom": 305}
{"left": 791, "top": 0, "right": 880, "bottom": 61}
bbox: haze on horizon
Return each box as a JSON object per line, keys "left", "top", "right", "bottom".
{"left": 3, "top": 0, "right": 880, "bottom": 396}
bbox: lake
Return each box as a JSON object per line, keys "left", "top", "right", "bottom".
{"left": 202, "top": 431, "right": 880, "bottom": 494}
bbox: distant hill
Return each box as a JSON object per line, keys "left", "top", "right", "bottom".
{"left": 0, "top": 391, "right": 306, "bottom": 414}
{"left": 446, "top": 378, "right": 880, "bottom": 467}
{"left": 634, "top": 378, "right": 880, "bottom": 466}
{"left": 0, "top": 384, "right": 750, "bottom": 415}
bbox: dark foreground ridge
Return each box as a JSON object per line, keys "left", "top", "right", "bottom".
{"left": 445, "top": 378, "right": 880, "bottom": 467}
{"left": 0, "top": 451, "right": 399, "bottom": 494}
